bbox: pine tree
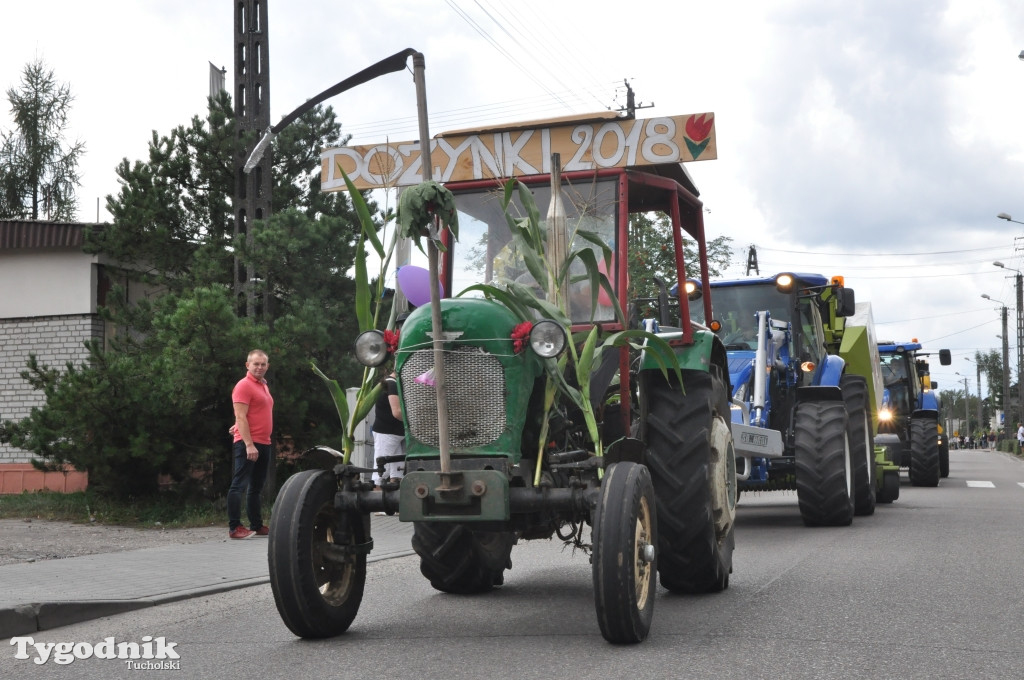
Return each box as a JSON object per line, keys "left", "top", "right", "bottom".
{"left": 0, "top": 59, "right": 84, "bottom": 221}
{"left": 1, "top": 93, "right": 377, "bottom": 498}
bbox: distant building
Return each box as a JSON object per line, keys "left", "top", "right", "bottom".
{"left": 0, "top": 220, "right": 149, "bottom": 493}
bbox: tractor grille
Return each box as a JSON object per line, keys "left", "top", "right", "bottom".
{"left": 400, "top": 346, "right": 506, "bottom": 448}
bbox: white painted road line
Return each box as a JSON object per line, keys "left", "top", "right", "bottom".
{"left": 1019, "top": 483, "right": 1024, "bottom": 490}
{"left": 967, "top": 481, "right": 996, "bottom": 488}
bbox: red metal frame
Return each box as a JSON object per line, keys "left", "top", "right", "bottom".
{"left": 441, "top": 167, "right": 712, "bottom": 434}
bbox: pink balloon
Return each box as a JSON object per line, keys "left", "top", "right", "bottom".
{"left": 397, "top": 265, "right": 444, "bottom": 307}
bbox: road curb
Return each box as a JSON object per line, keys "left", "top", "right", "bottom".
{"left": 0, "top": 549, "right": 417, "bottom": 637}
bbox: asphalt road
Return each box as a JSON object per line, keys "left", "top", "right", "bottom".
{"left": 5, "top": 449, "right": 1024, "bottom": 680}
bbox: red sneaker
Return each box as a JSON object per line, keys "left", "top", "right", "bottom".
{"left": 229, "top": 526, "right": 254, "bottom": 540}
{"left": 252, "top": 525, "right": 270, "bottom": 536}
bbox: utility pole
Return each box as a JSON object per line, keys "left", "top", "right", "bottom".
{"left": 968, "top": 355, "right": 983, "bottom": 431}
{"left": 234, "top": 0, "right": 272, "bottom": 319}
{"left": 1016, "top": 271, "right": 1023, "bottom": 429}
{"left": 746, "top": 245, "right": 759, "bottom": 276}
{"left": 959, "top": 375, "right": 971, "bottom": 438}
{"left": 1002, "top": 305, "right": 1012, "bottom": 437}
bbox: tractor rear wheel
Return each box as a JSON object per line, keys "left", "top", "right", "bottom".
{"left": 268, "top": 470, "right": 366, "bottom": 638}
{"left": 795, "top": 400, "right": 854, "bottom": 526}
{"left": 412, "top": 523, "right": 514, "bottom": 594}
{"left": 939, "top": 436, "right": 950, "bottom": 478}
{"left": 841, "top": 375, "right": 876, "bottom": 516}
{"left": 909, "top": 417, "right": 940, "bottom": 487}
{"left": 644, "top": 368, "right": 736, "bottom": 593}
{"left": 592, "top": 462, "right": 657, "bottom": 644}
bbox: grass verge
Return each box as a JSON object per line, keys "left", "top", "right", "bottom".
{"left": 0, "top": 490, "right": 226, "bottom": 528}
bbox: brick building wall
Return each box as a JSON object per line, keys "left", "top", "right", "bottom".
{"left": 0, "top": 314, "right": 103, "bottom": 465}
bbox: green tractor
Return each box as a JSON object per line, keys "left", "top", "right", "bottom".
{"left": 268, "top": 113, "right": 736, "bottom": 643}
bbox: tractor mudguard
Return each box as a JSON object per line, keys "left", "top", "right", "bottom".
{"left": 919, "top": 390, "right": 940, "bottom": 411}
{"left": 816, "top": 354, "right": 845, "bottom": 387}
{"left": 638, "top": 327, "right": 718, "bottom": 373}
{"left": 911, "top": 409, "right": 939, "bottom": 421}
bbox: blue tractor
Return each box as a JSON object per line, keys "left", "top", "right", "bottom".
{"left": 875, "top": 341, "right": 951, "bottom": 488}
{"left": 684, "top": 273, "right": 874, "bottom": 527}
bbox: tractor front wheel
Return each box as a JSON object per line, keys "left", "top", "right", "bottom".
{"left": 795, "top": 400, "right": 854, "bottom": 527}
{"left": 592, "top": 461, "right": 657, "bottom": 644}
{"left": 909, "top": 417, "right": 940, "bottom": 487}
{"left": 268, "top": 470, "right": 366, "bottom": 638}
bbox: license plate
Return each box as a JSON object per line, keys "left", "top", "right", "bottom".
{"left": 741, "top": 432, "right": 769, "bottom": 448}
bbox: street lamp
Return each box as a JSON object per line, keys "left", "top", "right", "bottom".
{"left": 955, "top": 372, "right": 971, "bottom": 440}
{"left": 994, "top": 256, "right": 1024, "bottom": 428}
{"left": 981, "top": 293, "right": 1012, "bottom": 436}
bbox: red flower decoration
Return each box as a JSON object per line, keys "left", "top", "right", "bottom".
{"left": 511, "top": 321, "right": 533, "bottom": 354}
{"left": 685, "top": 113, "right": 714, "bottom": 142}
{"left": 383, "top": 329, "right": 400, "bottom": 354}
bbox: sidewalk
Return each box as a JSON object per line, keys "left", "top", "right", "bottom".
{"left": 0, "top": 514, "right": 414, "bottom": 638}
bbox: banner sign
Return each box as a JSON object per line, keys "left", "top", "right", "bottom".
{"left": 320, "top": 113, "right": 716, "bottom": 191}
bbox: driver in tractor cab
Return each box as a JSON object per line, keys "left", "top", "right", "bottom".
{"left": 723, "top": 313, "right": 758, "bottom": 347}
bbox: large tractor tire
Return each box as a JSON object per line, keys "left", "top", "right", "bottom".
{"left": 269, "top": 470, "right": 366, "bottom": 638}
{"left": 644, "top": 368, "right": 737, "bottom": 593}
{"left": 841, "top": 375, "right": 875, "bottom": 516}
{"left": 909, "top": 417, "right": 940, "bottom": 487}
{"left": 795, "top": 400, "right": 854, "bottom": 527}
{"left": 592, "top": 462, "right": 658, "bottom": 644}
{"left": 412, "top": 522, "right": 515, "bottom": 594}
{"left": 939, "top": 436, "right": 950, "bottom": 478}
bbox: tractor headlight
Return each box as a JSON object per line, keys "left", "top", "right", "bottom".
{"left": 775, "top": 273, "right": 795, "bottom": 292}
{"left": 684, "top": 279, "right": 702, "bottom": 301}
{"left": 878, "top": 408, "right": 893, "bottom": 422}
{"left": 530, "top": 320, "right": 567, "bottom": 358}
{"left": 354, "top": 330, "right": 390, "bottom": 367}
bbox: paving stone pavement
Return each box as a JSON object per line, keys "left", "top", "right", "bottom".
{"left": 0, "top": 514, "right": 413, "bottom": 638}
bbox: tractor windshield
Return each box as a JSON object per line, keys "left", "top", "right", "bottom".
{"left": 698, "top": 283, "right": 792, "bottom": 331}
{"left": 448, "top": 177, "right": 620, "bottom": 324}
{"left": 881, "top": 352, "right": 912, "bottom": 415}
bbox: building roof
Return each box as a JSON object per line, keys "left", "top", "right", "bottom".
{"left": 0, "top": 220, "right": 101, "bottom": 250}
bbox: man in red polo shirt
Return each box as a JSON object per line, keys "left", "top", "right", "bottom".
{"left": 227, "top": 349, "right": 274, "bottom": 539}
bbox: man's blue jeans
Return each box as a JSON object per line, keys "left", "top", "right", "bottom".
{"left": 227, "top": 441, "right": 271, "bottom": 530}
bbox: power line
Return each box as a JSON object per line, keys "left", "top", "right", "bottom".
{"left": 876, "top": 307, "right": 995, "bottom": 324}
{"left": 755, "top": 256, "right": 1008, "bottom": 271}
{"left": 754, "top": 244, "right": 1008, "bottom": 257}
{"left": 445, "top": 0, "right": 574, "bottom": 111}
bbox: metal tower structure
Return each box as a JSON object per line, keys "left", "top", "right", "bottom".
{"left": 233, "top": 0, "right": 271, "bottom": 317}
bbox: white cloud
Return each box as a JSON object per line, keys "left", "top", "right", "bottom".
{"left": 2, "top": 0, "right": 1023, "bottom": 370}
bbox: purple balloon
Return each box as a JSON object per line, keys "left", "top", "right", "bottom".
{"left": 396, "top": 265, "right": 444, "bottom": 307}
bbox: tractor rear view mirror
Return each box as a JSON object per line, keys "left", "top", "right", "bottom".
{"left": 837, "top": 288, "right": 856, "bottom": 317}
{"left": 939, "top": 349, "right": 951, "bottom": 365}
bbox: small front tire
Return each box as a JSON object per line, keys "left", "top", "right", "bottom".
{"left": 268, "top": 470, "right": 367, "bottom": 638}
{"left": 593, "top": 462, "right": 658, "bottom": 644}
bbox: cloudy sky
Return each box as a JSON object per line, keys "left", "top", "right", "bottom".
{"left": 3, "top": 0, "right": 1024, "bottom": 400}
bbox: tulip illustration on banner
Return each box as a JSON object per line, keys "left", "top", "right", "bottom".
{"left": 684, "top": 113, "right": 714, "bottom": 160}
{"left": 396, "top": 265, "right": 444, "bottom": 307}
